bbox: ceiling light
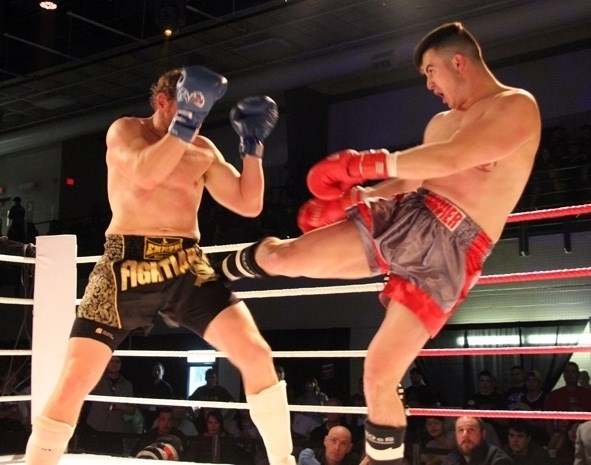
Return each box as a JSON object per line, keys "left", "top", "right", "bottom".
{"left": 39, "top": 1, "right": 58, "bottom": 10}
{"left": 155, "top": 0, "right": 186, "bottom": 38}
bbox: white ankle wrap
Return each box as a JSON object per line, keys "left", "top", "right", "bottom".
{"left": 26, "top": 415, "right": 75, "bottom": 465}
{"left": 247, "top": 381, "right": 295, "bottom": 465}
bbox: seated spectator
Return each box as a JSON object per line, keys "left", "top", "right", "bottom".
{"left": 0, "top": 369, "right": 29, "bottom": 454}
{"left": 152, "top": 405, "right": 198, "bottom": 437}
{"left": 574, "top": 419, "right": 591, "bottom": 465}
{"left": 405, "top": 366, "right": 440, "bottom": 448}
{"left": 504, "top": 365, "right": 528, "bottom": 410}
{"left": 236, "top": 409, "right": 267, "bottom": 465}
{"left": 545, "top": 362, "right": 591, "bottom": 441}
{"left": 309, "top": 397, "right": 347, "bottom": 446}
{"left": 464, "top": 370, "right": 508, "bottom": 442}
{"left": 138, "top": 361, "right": 174, "bottom": 429}
{"left": 547, "top": 419, "right": 578, "bottom": 465}
{"left": 546, "top": 362, "right": 591, "bottom": 412}
{"left": 298, "top": 425, "right": 360, "bottom": 465}
{"left": 192, "top": 409, "right": 253, "bottom": 465}
{"left": 441, "top": 416, "right": 513, "bottom": 465}
{"left": 189, "top": 367, "right": 237, "bottom": 435}
{"left": 419, "top": 416, "right": 456, "bottom": 465}
{"left": 345, "top": 377, "right": 366, "bottom": 451}
{"left": 580, "top": 370, "right": 591, "bottom": 390}
{"left": 518, "top": 369, "right": 548, "bottom": 445}
{"left": 292, "top": 377, "right": 329, "bottom": 440}
{"left": 502, "top": 420, "right": 549, "bottom": 465}
{"left": 136, "top": 406, "right": 189, "bottom": 460}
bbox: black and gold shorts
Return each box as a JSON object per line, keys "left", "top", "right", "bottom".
{"left": 71, "top": 235, "right": 240, "bottom": 350}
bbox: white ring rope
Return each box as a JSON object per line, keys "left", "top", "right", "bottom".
{"left": 0, "top": 395, "right": 32, "bottom": 403}
{"left": 0, "top": 254, "right": 35, "bottom": 264}
{"left": 85, "top": 395, "right": 368, "bottom": 415}
{"left": 2, "top": 239, "right": 591, "bottom": 424}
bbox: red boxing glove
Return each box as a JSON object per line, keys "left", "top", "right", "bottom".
{"left": 297, "top": 188, "right": 364, "bottom": 233}
{"left": 306, "top": 149, "right": 391, "bottom": 200}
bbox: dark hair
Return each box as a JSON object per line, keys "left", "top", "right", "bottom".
{"left": 478, "top": 370, "right": 493, "bottom": 380}
{"left": 508, "top": 419, "right": 531, "bottom": 436}
{"left": 410, "top": 367, "right": 423, "bottom": 376}
{"left": 149, "top": 68, "right": 182, "bottom": 110}
{"left": 413, "top": 22, "right": 482, "bottom": 69}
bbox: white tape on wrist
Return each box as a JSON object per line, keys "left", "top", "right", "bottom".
{"left": 386, "top": 152, "right": 398, "bottom": 178}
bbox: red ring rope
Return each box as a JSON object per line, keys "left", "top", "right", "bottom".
{"left": 507, "top": 203, "right": 591, "bottom": 222}
{"left": 409, "top": 407, "right": 591, "bottom": 421}
{"left": 418, "top": 345, "right": 591, "bottom": 357}
{"left": 479, "top": 267, "right": 591, "bottom": 284}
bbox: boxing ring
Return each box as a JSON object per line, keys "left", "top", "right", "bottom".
{"left": 0, "top": 203, "right": 590, "bottom": 464}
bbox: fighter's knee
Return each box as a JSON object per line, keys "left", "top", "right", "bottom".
{"left": 256, "top": 238, "right": 298, "bottom": 276}
{"left": 235, "top": 337, "right": 273, "bottom": 368}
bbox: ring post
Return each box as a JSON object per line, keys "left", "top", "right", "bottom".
{"left": 31, "top": 234, "right": 77, "bottom": 421}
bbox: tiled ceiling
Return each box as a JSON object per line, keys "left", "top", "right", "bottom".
{"left": 0, "top": 0, "right": 590, "bottom": 147}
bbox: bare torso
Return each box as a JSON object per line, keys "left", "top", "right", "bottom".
{"left": 105, "top": 117, "right": 214, "bottom": 239}
{"left": 421, "top": 89, "right": 540, "bottom": 241}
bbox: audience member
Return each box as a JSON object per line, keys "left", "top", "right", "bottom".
{"left": 236, "top": 409, "right": 267, "bottom": 465}
{"left": 575, "top": 419, "right": 591, "bottom": 465}
{"left": 275, "top": 364, "right": 295, "bottom": 403}
{"left": 138, "top": 361, "right": 175, "bottom": 429}
{"left": 345, "top": 377, "right": 366, "bottom": 449}
{"left": 136, "top": 406, "right": 189, "bottom": 460}
{"left": 419, "top": 416, "right": 456, "bottom": 465}
{"left": 547, "top": 419, "right": 577, "bottom": 464}
{"left": 188, "top": 367, "right": 236, "bottom": 435}
{"left": 464, "top": 370, "right": 508, "bottom": 442}
{"left": 298, "top": 425, "right": 359, "bottom": 465}
{"left": 192, "top": 409, "right": 253, "bottom": 465}
{"left": 405, "top": 367, "right": 439, "bottom": 408}
{"left": 0, "top": 369, "right": 29, "bottom": 453}
{"left": 580, "top": 370, "right": 591, "bottom": 390}
{"left": 405, "top": 366, "right": 439, "bottom": 447}
{"left": 309, "top": 398, "right": 347, "bottom": 446}
{"left": 441, "top": 416, "right": 513, "bottom": 465}
{"left": 24, "top": 222, "right": 39, "bottom": 244}
{"left": 7, "top": 197, "right": 26, "bottom": 242}
{"left": 80, "top": 356, "right": 137, "bottom": 456}
{"left": 545, "top": 362, "right": 591, "bottom": 440}
{"left": 517, "top": 369, "right": 548, "bottom": 445}
{"left": 152, "top": 405, "right": 198, "bottom": 437}
{"left": 502, "top": 420, "right": 549, "bottom": 465}
{"left": 292, "top": 377, "right": 329, "bottom": 440}
{"left": 503, "top": 365, "right": 528, "bottom": 410}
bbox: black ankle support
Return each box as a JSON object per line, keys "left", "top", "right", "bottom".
{"left": 364, "top": 421, "right": 405, "bottom": 465}
{"left": 221, "top": 241, "right": 269, "bottom": 281}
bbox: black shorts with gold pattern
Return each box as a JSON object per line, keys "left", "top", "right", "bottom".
{"left": 71, "top": 235, "right": 240, "bottom": 350}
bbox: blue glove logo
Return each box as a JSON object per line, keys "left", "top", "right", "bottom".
{"left": 177, "top": 88, "right": 205, "bottom": 108}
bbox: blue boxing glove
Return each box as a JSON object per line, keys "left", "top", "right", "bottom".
{"left": 230, "top": 96, "right": 278, "bottom": 158}
{"left": 168, "top": 66, "right": 228, "bottom": 143}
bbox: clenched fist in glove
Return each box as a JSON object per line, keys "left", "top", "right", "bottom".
{"left": 297, "top": 187, "right": 366, "bottom": 233}
{"left": 306, "top": 148, "right": 397, "bottom": 200}
{"left": 169, "top": 66, "right": 228, "bottom": 143}
{"left": 230, "top": 96, "right": 279, "bottom": 158}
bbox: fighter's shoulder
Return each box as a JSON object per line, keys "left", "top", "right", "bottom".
{"left": 490, "top": 87, "right": 539, "bottom": 113}
{"left": 193, "top": 134, "right": 224, "bottom": 161}
{"left": 108, "top": 116, "right": 144, "bottom": 132}
{"left": 106, "top": 116, "right": 144, "bottom": 142}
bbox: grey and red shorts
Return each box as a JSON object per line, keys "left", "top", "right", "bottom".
{"left": 71, "top": 235, "right": 240, "bottom": 350}
{"left": 348, "top": 188, "right": 494, "bottom": 337}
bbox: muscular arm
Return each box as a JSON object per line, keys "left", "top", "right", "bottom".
{"left": 203, "top": 138, "right": 265, "bottom": 217}
{"left": 106, "top": 118, "right": 188, "bottom": 190}
{"left": 394, "top": 91, "right": 540, "bottom": 179}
